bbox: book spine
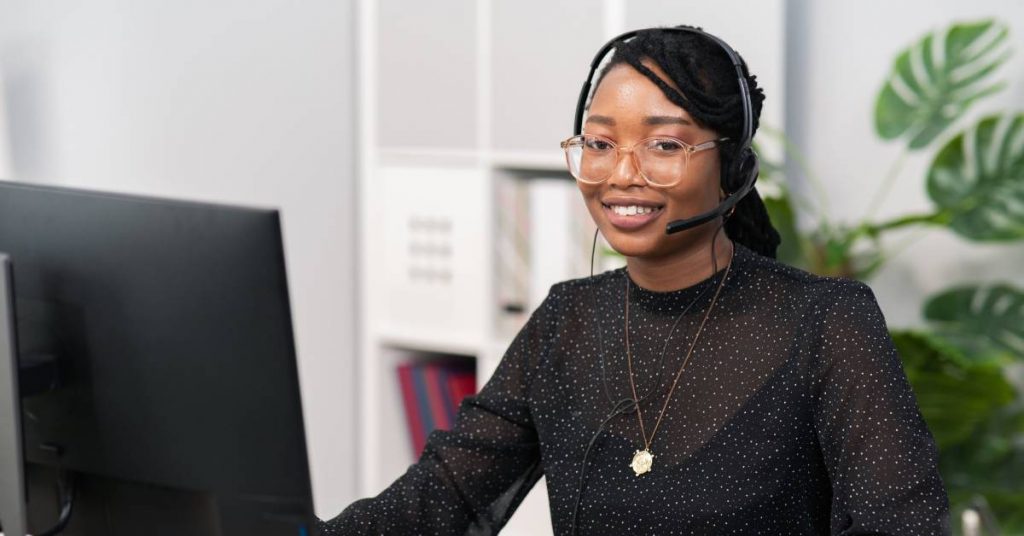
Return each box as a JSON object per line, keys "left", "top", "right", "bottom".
{"left": 422, "top": 362, "right": 451, "bottom": 431}
{"left": 528, "top": 178, "right": 574, "bottom": 309}
{"left": 448, "top": 368, "right": 477, "bottom": 410}
{"left": 396, "top": 363, "right": 427, "bottom": 456}
{"left": 410, "top": 364, "right": 434, "bottom": 456}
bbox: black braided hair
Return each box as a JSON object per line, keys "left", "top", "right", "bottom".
{"left": 591, "top": 25, "right": 782, "bottom": 259}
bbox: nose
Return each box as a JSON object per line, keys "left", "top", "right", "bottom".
{"left": 607, "top": 147, "right": 646, "bottom": 188}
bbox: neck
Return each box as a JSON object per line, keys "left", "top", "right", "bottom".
{"left": 625, "top": 231, "right": 734, "bottom": 292}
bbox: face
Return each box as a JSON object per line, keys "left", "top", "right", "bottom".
{"left": 577, "top": 60, "right": 724, "bottom": 261}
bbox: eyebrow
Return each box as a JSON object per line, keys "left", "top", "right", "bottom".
{"left": 645, "top": 115, "right": 693, "bottom": 126}
{"left": 585, "top": 114, "right": 693, "bottom": 126}
{"left": 585, "top": 115, "right": 616, "bottom": 126}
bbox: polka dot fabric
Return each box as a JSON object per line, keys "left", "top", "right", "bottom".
{"left": 320, "top": 242, "right": 951, "bottom": 535}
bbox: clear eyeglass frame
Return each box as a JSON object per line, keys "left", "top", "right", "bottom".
{"left": 559, "top": 133, "right": 729, "bottom": 188}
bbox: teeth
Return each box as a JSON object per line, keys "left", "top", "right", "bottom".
{"left": 610, "top": 205, "right": 656, "bottom": 216}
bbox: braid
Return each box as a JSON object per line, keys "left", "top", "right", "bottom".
{"left": 592, "top": 25, "right": 781, "bottom": 259}
{"left": 723, "top": 187, "right": 782, "bottom": 259}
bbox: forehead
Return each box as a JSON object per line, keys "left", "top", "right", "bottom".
{"left": 588, "top": 62, "right": 690, "bottom": 120}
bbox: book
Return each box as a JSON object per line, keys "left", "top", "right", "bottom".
{"left": 422, "top": 363, "right": 451, "bottom": 431}
{"left": 397, "top": 359, "right": 477, "bottom": 456}
{"left": 495, "top": 175, "right": 531, "bottom": 334}
{"left": 494, "top": 174, "right": 617, "bottom": 340}
{"left": 396, "top": 362, "right": 427, "bottom": 456}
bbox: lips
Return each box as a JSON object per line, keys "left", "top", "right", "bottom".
{"left": 601, "top": 199, "right": 665, "bottom": 230}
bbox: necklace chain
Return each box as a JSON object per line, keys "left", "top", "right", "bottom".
{"left": 625, "top": 244, "right": 735, "bottom": 467}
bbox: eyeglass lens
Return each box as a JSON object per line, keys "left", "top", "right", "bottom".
{"left": 565, "top": 136, "right": 691, "bottom": 186}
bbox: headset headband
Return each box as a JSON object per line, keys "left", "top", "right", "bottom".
{"left": 572, "top": 27, "right": 753, "bottom": 155}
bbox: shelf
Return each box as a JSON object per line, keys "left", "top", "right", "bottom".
{"left": 376, "top": 332, "right": 483, "bottom": 358}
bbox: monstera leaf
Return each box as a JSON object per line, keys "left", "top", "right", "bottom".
{"left": 922, "top": 283, "right": 1024, "bottom": 360}
{"left": 892, "top": 330, "right": 1014, "bottom": 449}
{"left": 927, "top": 113, "right": 1024, "bottom": 241}
{"left": 900, "top": 324, "right": 1024, "bottom": 531}
{"left": 943, "top": 405, "right": 1024, "bottom": 534}
{"left": 875, "top": 19, "right": 1011, "bottom": 149}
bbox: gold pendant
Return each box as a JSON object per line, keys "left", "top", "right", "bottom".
{"left": 630, "top": 449, "right": 653, "bottom": 476}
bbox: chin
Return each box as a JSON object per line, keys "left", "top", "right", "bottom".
{"left": 600, "top": 228, "right": 670, "bottom": 260}
{"left": 599, "top": 219, "right": 718, "bottom": 262}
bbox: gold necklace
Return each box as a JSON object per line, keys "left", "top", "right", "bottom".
{"left": 625, "top": 244, "right": 734, "bottom": 476}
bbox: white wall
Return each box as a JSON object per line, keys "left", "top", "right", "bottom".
{"left": 0, "top": 0, "right": 359, "bottom": 518}
{"left": 786, "top": 0, "right": 1024, "bottom": 325}
{"left": 0, "top": 75, "right": 11, "bottom": 179}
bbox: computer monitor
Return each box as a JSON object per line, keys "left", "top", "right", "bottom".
{"left": 0, "top": 180, "right": 317, "bottom": 536}
{"left": 1, "top": 253, "right": 28, "bottom": 536}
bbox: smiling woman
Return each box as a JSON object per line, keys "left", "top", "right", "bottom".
{"left": 573, "top": 59, "right": 734, "bottom": 288}
{"left": 319, "top": 25, "right": 951, "bottom": 536}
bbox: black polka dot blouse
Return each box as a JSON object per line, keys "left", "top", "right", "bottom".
{"left": 319, "top": 241, "right": 951, "bottom": 535}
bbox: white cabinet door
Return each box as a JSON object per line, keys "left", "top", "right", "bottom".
{"left": 376, "top": 165, "right": 489, "bottom": 353}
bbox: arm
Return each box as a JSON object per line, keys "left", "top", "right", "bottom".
{"left": 810, "top": 280, "right": 951, "bottom": 535}
{"left": 317, "top": 288, "right": 561, "bottom": 535}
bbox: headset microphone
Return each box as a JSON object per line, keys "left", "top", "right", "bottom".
{"left": 570, "top": 27, "right": 760, "bottom": 237}
{"left": 664, "top": 154, "right": 758, "bottom": 234}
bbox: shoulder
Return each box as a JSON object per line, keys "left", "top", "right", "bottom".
{"left": 736, "top": 244, "right": 878, "bottom": 312}
{"left": 741, "top": 253, "right": 896, "bottom": 377}
{"left": 516, "top": 271, "right": 621, "bottom": 330}
{"left": 745, "top": 253, "right": 890, "bottom": 345}
{"left": 520, "top": 269, "right": 624, "bottom": 328}
{"left": 542, "top": 267, "right": 624, "bottom": 309}
{"left": 549, "top": 267, "right": 623, "bottom": 293}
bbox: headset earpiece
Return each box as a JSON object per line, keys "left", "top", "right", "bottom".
{"left": 722, "top": 146, "right": 757, "bottom": 203}
{"left": 736, "top": 147, "right": 759, "bottom": 191}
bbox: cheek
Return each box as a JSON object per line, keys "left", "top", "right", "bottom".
{"left": 575, "top": 183, "right": 610, "bottom": 228}
{"left": 666, "top": 167, "right": 721, "bottom": 209}
{"left": 575, "top": 182, "right": 601, "bottom": 207}
{"left": 662, "top": 184, "right": 706, "bottom": 213}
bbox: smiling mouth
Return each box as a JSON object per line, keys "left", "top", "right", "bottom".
{"left": 602, "top": 203, "right": 665, "bottom": 216}
{"left": 600, "top": 202, "right": 665, "bottom": 230}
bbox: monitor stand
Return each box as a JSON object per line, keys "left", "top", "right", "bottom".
{"left": 0, "top": 253, "right": 27, "bottom": 536}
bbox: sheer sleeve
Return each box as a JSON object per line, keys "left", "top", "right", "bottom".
{"left": 810, "top": 279, "right": 951, "bottom": 535}
{"left": 316, "top": 287, "right": 562, "bottom": 535}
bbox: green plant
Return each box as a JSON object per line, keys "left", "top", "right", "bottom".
{"left": 757, "top": 18, "right": 1024, "bottom": 533}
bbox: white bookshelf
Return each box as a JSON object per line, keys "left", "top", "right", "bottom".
{"left": 355, "top": 1, "right": 785, "bottom": 533}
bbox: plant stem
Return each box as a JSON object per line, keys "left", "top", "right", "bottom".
{"left": 880, "top": 225, "right": 932, "bottom": 265}
{"left": 862, "top": 148, "right": 908, "bottom": 222}
{"left": 851, "top": 212, "right": 946, "bottom": 240}
{"left": 855, "top": 224, "right": 931, "bottom": 280}
{"left": 759, "top": 125, "right": 831, "bottom": 227}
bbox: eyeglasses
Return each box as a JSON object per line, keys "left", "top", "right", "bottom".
{"left": 559, "top": 133, "right": 729, "bottom": 187}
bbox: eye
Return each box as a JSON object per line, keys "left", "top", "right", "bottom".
{"left": 645, "top": 138, "right": 685, "bottom": 154}
{"left": 583, "top": 136, "right": 613, "bottom": 152}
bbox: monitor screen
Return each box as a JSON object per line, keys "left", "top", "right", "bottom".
{"left": 0, "top": 180, "right": 317, "bottom": 536}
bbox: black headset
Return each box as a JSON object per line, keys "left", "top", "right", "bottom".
{"left": 570, "top": 26, "right": 760, "bottom": 235}
{"left": 567, "top": 26, "right": 758, "bottom": 535}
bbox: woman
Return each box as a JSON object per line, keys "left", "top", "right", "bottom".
{"left": 320, "top": 26, "right": 951, "bottom": 535}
